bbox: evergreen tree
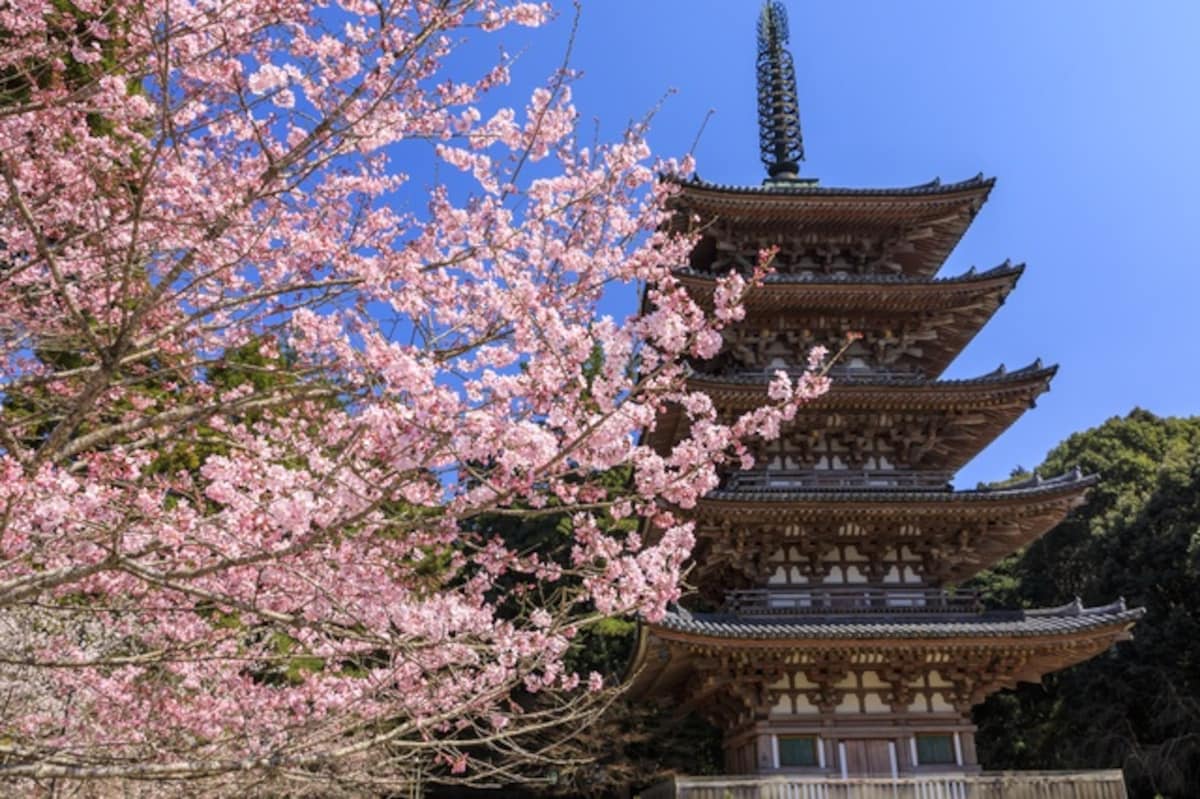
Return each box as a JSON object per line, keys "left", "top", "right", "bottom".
{"left": 970, "top": 409, "right": 1200, "bottom": 799}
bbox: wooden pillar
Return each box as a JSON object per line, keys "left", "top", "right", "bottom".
{"left": 755, "top": 733, "right": 775, "bottom": 772}
{"left": 959, "top": 729, "right": 979, "bottom": 767}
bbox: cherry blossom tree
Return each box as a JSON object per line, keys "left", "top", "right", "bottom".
{"left": 0, "top": 0, "right": 829, "bottom": 794}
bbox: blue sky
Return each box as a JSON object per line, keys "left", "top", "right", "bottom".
{"left": 477, "top": 0, "right": 1199, "bottom": 486}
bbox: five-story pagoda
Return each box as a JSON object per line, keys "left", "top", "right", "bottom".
{"left": 628, "top": 2, "right": 1142, "bottom": 784}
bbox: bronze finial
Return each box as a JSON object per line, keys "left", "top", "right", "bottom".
{"left": 757, "top": 1, "right": 804, "bottom": 179}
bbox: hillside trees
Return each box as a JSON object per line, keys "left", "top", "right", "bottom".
{"left": 0, "top": 0, "right": 829, "bottom": 794}
{"left": 970, "top": 410, "right": 1200, "bottom": 799}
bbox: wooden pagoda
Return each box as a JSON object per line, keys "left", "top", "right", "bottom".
{"left": 627, "top": 2, "right": 1142, "bottom": 784}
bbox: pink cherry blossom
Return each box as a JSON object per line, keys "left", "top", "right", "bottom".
{"left": 0, "top": 0, "right": 826, "bottom": 793}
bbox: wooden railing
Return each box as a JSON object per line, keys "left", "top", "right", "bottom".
{"left": 722, "top": 470, "right": 952, "bottom": 492}
{"left": 639, "top": 770, "right": 1128, "bottom": 799}
{"left": 722, "top": 588, "right": 985, "bottom": 618}
{"left": 718, "top": 366, "right": 926, "bottom": 383}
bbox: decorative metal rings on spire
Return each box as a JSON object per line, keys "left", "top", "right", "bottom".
{"left": 757, "top": 1, "right": 804, "bottom": 178}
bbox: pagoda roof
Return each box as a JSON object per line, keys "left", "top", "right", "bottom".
{"left": 688, "top": 470, "right": 1096, "bottom": 586}
{"left": 654, "top": 361, "right": 1054, "bottom": 472}
{"left": 625, "top": 594, "right": 1142, "bottom": 719}
{"left": 651, "top": 598, "right": 1143, "bottom": 643}
{"left": 679, "top": 263, "right": 1023, "bottom": 380}
{"left": 670, "top": 174, "right": 995, "bottom": 278}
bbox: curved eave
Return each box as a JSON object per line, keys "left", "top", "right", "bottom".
{"left": 688, "top": 473, "right": 1096, "bottom": 586}
{"left": 691, "top": 471, "right": 1097, "bottom": 583}
{"left": 676, "top": 262, "right": 1024, "bottom": 313}
{"left": 695, "top": 470, "right": 1097, "bottom": 514}
{"left": 678, "top": 264, "right": 1024, "bottom": 380}
{"left": 688, "top": 364, "right": 1057, "bottom": 412}
{"left": 648, "top": 365, "right": 1057, "bottom": 470}
{"left": 648, "top": 603, "right": 1143, "bottom": 647}
{"left": 625, "top": 600, "right": 1142, "bottom": 704}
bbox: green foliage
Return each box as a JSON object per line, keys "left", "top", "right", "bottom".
{"left": 1, "top": 0, "right": 147, "bottom": 155}
{"left": 144, "top": 339, "right": 304, "bottom": 476}
{"left": 565, "top": 616, "right": 636, "bottom": 678}
{"left": 970, "top": 409, "right": 1200, "bottom": 799}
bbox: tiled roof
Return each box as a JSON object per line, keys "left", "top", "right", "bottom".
{"left": 697, "top": 359, "right": 1053, "bottom": 389}
{"left": 654, "top": 598, "right": 1144, "bottom": 640}
{"left": 702, "top": 467, "right": 1098, "bottom": 504}
{"left": 675, "top": 261, "right": 1024, "bottom": 287}
{"left": 841, "top": 360, "right": 1051, "bottom": 387}
{"left": 679, "top": 173, "right": 994, "bottom": 198}
{"left": 676, "top": 261, "right": 1022, "bottom": 286}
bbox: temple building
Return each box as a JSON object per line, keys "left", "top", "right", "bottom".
{"left": 629, "top": 4, "right": 1142, "bottom": 795}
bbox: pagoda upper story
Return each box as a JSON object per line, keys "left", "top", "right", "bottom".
{"left": 651, "top": 177, "right": 1038, "bottom": 492}
{"left": 673, "top": 175, "right": 999, "bottom": 379}
{"left": 634, "top": 5, "right": 1091, "bottom": 586}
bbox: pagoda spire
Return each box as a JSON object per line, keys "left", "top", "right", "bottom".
{"left": 757, "top": 1, "right": 804, "bottom": 179}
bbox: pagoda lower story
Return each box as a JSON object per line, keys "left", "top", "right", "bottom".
{"left": 630, "top": 475, "right": 1142, "bottom": 777}
{"left": 633, "top": 593, "right": 1138, "bottom": 777}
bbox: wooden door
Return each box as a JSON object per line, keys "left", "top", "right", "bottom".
{"left": 842, "top": 739, "right": 894, "bottom": 777}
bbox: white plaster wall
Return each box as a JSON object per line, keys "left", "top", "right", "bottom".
{"left": 930, "top": 694, "right": 954, "bottom": 712}
{"left": 793, "top": 694, "right": 819, "bottom": 715}
{"left": 844, "top": 545, "right": 868, "bottom": 562}
{"left": 862, "top": 692, "right": 889, "bottom": 713}
{"left": 834, "top": 694, "right": 859, "bottom": 714}
{"left": 861, "top": 671, "right": 885, "bottom": 689}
